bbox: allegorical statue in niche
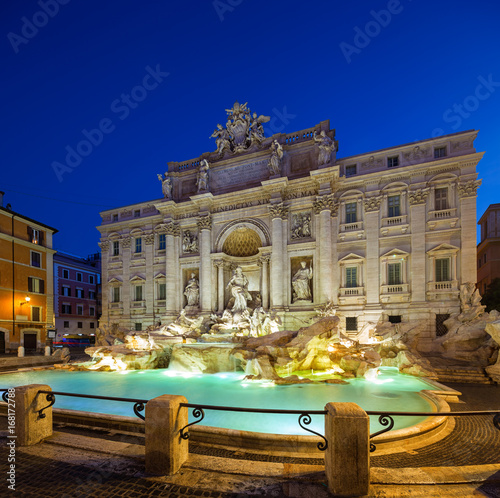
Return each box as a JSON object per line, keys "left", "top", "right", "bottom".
{"left": 292, "top": 261, "right": 313, "bottom": 302}
{"left": 268, "top": 140, "right": 284, "bottom": 176}
{"left": 196, "top": 159, "right": 210, "bottom": 192}
{"left": 184, "top": 273, "right": 200, "bottom": 307}
{"left": 182, "top": 230, "right": 199, "bottom": 253}
{"left": 210, "top": 124, "right": 232, "bottom": 156}
{"left": 226, "top": 266, "right": 252, "bottom": 313}
{"left": 157, "top": 173, "right": 173, "bottom": 200}
{"left": 313, "top": 130, "right": 336, "bottom": 165}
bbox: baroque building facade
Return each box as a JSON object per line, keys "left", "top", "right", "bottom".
{"left": 98, "top": 103, "right": 482, "bottom": 351}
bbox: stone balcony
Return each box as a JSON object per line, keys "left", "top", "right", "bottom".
{"left": 380, "top": 215, "right": 409, "bottom": 236}
{"left": 427, "top": 208, "right": 458, "bottom": 230}
{"left": 426, "top": 280, "right": 459, "bottom": 300}
{"left": 380, "top": 283, "right": 410, "bottom": 303}
{"left": 339, "top": 221, "right": 364, "bottom": 241}
{"left": 338, "top": 287, "right": 366, "bottom": 305}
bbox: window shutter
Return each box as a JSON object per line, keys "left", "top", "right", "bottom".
{"left": 28, "top": 277, "right": 33, "bottom": 292}
{"left": 27, "top": 226, "right": 32, "bottom": 240}
{"left": 39, "top": 231, "right": 44, "bottom": 246}
{"left": 40, "top": 280, "right": 44, "bottom": 294}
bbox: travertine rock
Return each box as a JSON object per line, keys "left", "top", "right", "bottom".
{"left": 485, "top": 320, "right": 500, "bottom": 383}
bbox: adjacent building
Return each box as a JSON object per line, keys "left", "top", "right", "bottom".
{"left": 97, "top": 104, "right": 482, "bottom": 352}
{"left": 477, "top": 203, "right": 500, "bottom": 295}
{"left": 0, "top": 194, "right": 57, "bottom": 353}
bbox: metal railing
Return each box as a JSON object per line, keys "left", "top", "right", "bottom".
{"left": 1, "top": 388, "right": 499, "bottom": 454}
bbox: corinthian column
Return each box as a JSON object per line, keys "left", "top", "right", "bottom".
{"left": 164, "top": 222, "right": 178, "bottom": 313}
{"left": 313, "top": 195, "right": 334, "bottom": 303}
{"left": 269, "top": 203, "right": 288, "bottom": 308}
{"left": 259, "top": 255, "right": 270, "bottom": 310}
{"left": 215, "top": 260, "right": 225, "bottom": 313}
{"left": 198, "top": 215, "right": 212, "bottom": 312}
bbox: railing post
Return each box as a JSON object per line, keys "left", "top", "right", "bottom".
{"left": 145, "top": 395, "right": 188, "bottom": 475}
{"left": 15, "top": 384, "right": 53, "bottom": 446}
{"left": 325, "top": 402, "right": 370, "bottom": 497}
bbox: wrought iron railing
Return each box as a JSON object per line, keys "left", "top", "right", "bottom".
{"left": 178, "top": 403, "right": 329, "bottom": 450}
{"left": 1, "top": 388, "right": 499, "bottom": 454}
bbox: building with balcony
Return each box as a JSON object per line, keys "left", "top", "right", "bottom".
{"left": 97, "top": 104, "right": 482, "bottom": 352}
{"left": 477, "top": 203, "right": 500, "bottom": 295}
{"left": 53, "top": 252, "right": 101, "bottom": 342}
{"left": 0, "top": 194, "right": 57, "bottom": 353}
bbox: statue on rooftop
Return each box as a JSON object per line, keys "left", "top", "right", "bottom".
{"left": 314, "top": 130, "right": 336, "bottom": 165}
{"left": 157, "top": 173, "right": 173, "bottom": 200}
{"left": 196, "top": 159, "right": 210, "bottom": 192}
{"left": 268, "top": 140, "right": 284, "bottom": 176}
{"left": 210, "top": 124, "right": 232, "bottom": 156}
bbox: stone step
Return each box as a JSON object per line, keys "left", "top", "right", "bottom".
{"left": 433, "top": 367, "right": 494, "bottom": 384}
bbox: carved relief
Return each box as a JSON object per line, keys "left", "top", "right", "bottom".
{"left": 451, "top": 139, "right": 474, "bottom": 151}
{"left": 269, "top": 203, "right": 289, "bottom": 220}
{"left": 182, "top": 230, "right": 199, "bottom": 253}
{"left": 458, "top": 180, "right": 481, "bottom": 198}
{"left": 101, "top": 215, "right": 111, "bottom": 222}
{"left": 403, "top": 146, "right": 430, "bottom": 162}
{"left": 291, "top": 212, "right": 312, "bottom": 239}
{"left": 364, "top": 196, "right": 382, "bottom": 212}
{"left": 197, "top": 215, "right": 212, "bottom": 231}
{"left": 144, "top": 234, "right": 155, "bottom": 245}
{"left": 120, "top": 210, "right": 132, "bottom": 218}
{"left": 312, "top": 195, "right": 333, "bottom": 214}
{"left": 143, "top": 205, "right": 157, "bottom": 214}
{"left": 409, "top": 189, "right": 430, "bottom": 205}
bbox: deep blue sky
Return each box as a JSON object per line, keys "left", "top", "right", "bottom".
{"left": 1, "top": 0, "right": 499, "bottom": 256}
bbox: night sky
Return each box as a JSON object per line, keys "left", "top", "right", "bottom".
{"left": 1, "top": 0, "right": 499, "bottom": 256}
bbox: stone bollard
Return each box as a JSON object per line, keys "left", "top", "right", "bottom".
{"left": 17, "top": 346, "right": 25, "bottom": 357}
{"left": 14, "top": 384, "right": 53, "bottom": 446}
{"left": 145, "top": 394, "right": 188, "bottom": 475}
{"left": 325, "top": 402, "right": 370, "bottom": 497}
{"left": 44, "top": 346, "right": 51, "bottom": 356}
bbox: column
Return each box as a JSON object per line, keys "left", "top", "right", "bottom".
{"left": 269, "top": 204, "right": 287, "bottom": 308}
{"left": 259, "top": 255, "right": 270, "bottom": 310}
{"left": 98, "top": 240, "right": 110, "bottom": 325}
{"left": 215, "top": 260, "right": 224, "bottom": 313}
{"left": 144, "top": 233, "right": 155, "bottom": 321}
{"left": 165, "top": 223, "right": 177, "bottom": 313}
{"left": 409, "top": 189, "right": 429, "bottom": 303}
{"left": 121, "top": 236, "right": 132, "bottom": 325}
{"left": 364, "top": 197, "right": 382, "bottom": 305}
{"left": 198, "top": 215, "right": 212, "bottom": 312}
{"left": 313, "top": 195, "right": 333, "bottom": 303}
{"left": 459, "top": 181, "right": 480, "bottom": 284}
{"left": 331, "top": 204, "right": 339, "bottom": 305}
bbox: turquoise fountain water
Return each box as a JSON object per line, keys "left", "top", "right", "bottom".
{"left": 0, "top": 367, "right": 438, "bottom": 435}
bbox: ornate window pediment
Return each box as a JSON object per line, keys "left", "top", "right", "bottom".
{"left": 427, "top": 243, "right": 459, "bottom": 256}
{"left": 338, "top": 253, "right": 365, "bottom": 264}
{"left": 129, "top": 275, "right": 146, "bottom": 283}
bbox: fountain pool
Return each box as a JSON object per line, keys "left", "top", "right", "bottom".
{"left": 1, "top": 367, "right": 440, "bottom": 435}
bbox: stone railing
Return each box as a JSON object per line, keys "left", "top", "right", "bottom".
{"left": 339, "top": 287, "right": 364, "bottom": 296}
{"left": 340, "top": 221, "right": 363, "bottom": 232}
{"left": 284, "top": 127, "right": 316, "bottom": 145}
{"left": 381, "top": 284, "right": 409, "bottom": 294}
{"left": 428, "top": 208, "right": 457, "bottom": 220}
{"left": 427, "top": 280, "right": 458, "bottom": 292}
{"left": 381, "top": 214, "right": 407, "bottom": 227}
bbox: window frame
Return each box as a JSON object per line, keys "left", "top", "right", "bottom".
{"left": 158, "top": 233, "right": 166, "bottom": 251}
{"left": 31, "top": 306, "right": 41, "bottom": 322}
{"left": 112, "top": 241, "right": 120, "bottom": 256}
{"left": 345, "top": 202, "right": 357, "bottom": 223}
{"left": 434, "top": 146, "right": 447, "bottom": 159}
{"left": 387, "top": 156, "right": 399, "bottom": 168}
{"left": 135, "top": 237, "right": 142, "bottom": 254}
{"left": 30, "top": 251, "right": 41, "bottom": 268}
{"left": 387, "top": 195, "right": 401, "bottom": 218}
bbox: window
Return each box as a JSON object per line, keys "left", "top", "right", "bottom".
{"left": 89, "top": 275, "right": 95, "bottom": 284}
{"left": 346, "top": 317, "right": 357, "bottom": 331}
{"left": 435, "top": 258, "right": 450, "bottom": 282}
{"left": 76, "top": 288, "right": 84, "bottom": 298}
{"left": 135, "top": 323, "right": 142, "bottom": 331}
{"left": 62, "top": 304, "right": 72, "bottom": 314}
{"left": 434, "top": 147, "right": 447, "bottom": 159}
{"left": 134, "top": 210, "right": 140, "bottom": 218}
{"left": 76, "top": 272, "right": 82, "bottom": 282}
{"left": 158, "top": 283, "right": 166, "bottom": 300}
{"left": 63, "top": 321, "right": 69, "bottom": 328}
{"left": 77, "top": 305, "right": 83, "bottom": 316}
{"left": 112, "top": 287, "right": 120, "bottom": 303}
{"left": 62, "top": 269, "right": 69, "bottom": 279}
{"left": 345, "top": 202, "right": 357, "bottom": 223}
{"left": 135, "top": 237, "right": 142, "bottom": 253}
{"left": 346, "top": 267, "right": 357, "bottom": 288}
{"left": 134, "top": 285, "right": 143, "bottom": 301}
{"left": 28, "top": 277, "right": 44, "bottom": 294}
{"left": 435, "top": 188, "right": 448, "bottom": 210}
{"left": 345, "top": 164, "right": 357, "bottom": 177}
{"left": 112, "top": 241, "right": 119, "bottom": 256}
{"left": 89, "top": 291, "right": 96, "bottom": 300}
{"left": 113, "top": 214, "right": 118, "bottom": 222}
{"left": 77, "top": 322, "right": 83, "bottom": 329}
{"left": 31, "top": 251, "right": 41, "bottom": 268}
{"left": 90, "top": 322, "right": 95, "bottom": 329}
{"left": 89, "top": 306, "right": 95, "bottom": 316}
{"left": 387, "top": 195, "right": 400, "bottom": 217}
{"left": 387, "top": 156, "right": 399, "bottom": 168}
{"left": 436, "top": 314, "right": 450, "bottom": 337}
{"left": 32, "top": 306, "right": 41, "bottom": 322}
{"left": 62, "top": 286, "right": 71, "bottom": 297}
{"left": 388, "top": 263, "right": 402, "bottom": 285}
{"left": 28, "top": 227, "right": 43, "bottom": 245}
{"left": 159, "top": 233, "right": 166, "bottom": 251}
{"left": 389, "top": 315, "right": 402, "bottom": 324}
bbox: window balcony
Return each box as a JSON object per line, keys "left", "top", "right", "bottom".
{"left": 380, "top": 283, "right": 410, "bottom": 303}
{"left": 338, "top": 287, "right": 366, "bottom": 305}
{"left": 426, "top": 280, "right": 459, "bottom": 300}
{"left": 131, "top": 300, "right": 146, "bottom": 308}
{"left": 427, "top": 208, "right": 458, "bottom": 230}
{"left": 340, "top": 221, "right": 363, "bottom": 232}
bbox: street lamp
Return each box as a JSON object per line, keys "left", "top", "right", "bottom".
{"left": 20, "top": 296, "right": 31, "bottom": 306}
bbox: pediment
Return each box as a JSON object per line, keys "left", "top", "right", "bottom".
{"left": 427, "top": 243, "right": 459, "bottom": 255}
{"left": 129, "top": 275, "right": 146, "bottom": 282}
{"left": 108, "top": 277, "right": 122, "bottom": 284}
{"left": 339, "top": 253, "right": 365, "bottom": 263}
{"left": 381, "top": 248, "right": 410, "bottom": 259}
